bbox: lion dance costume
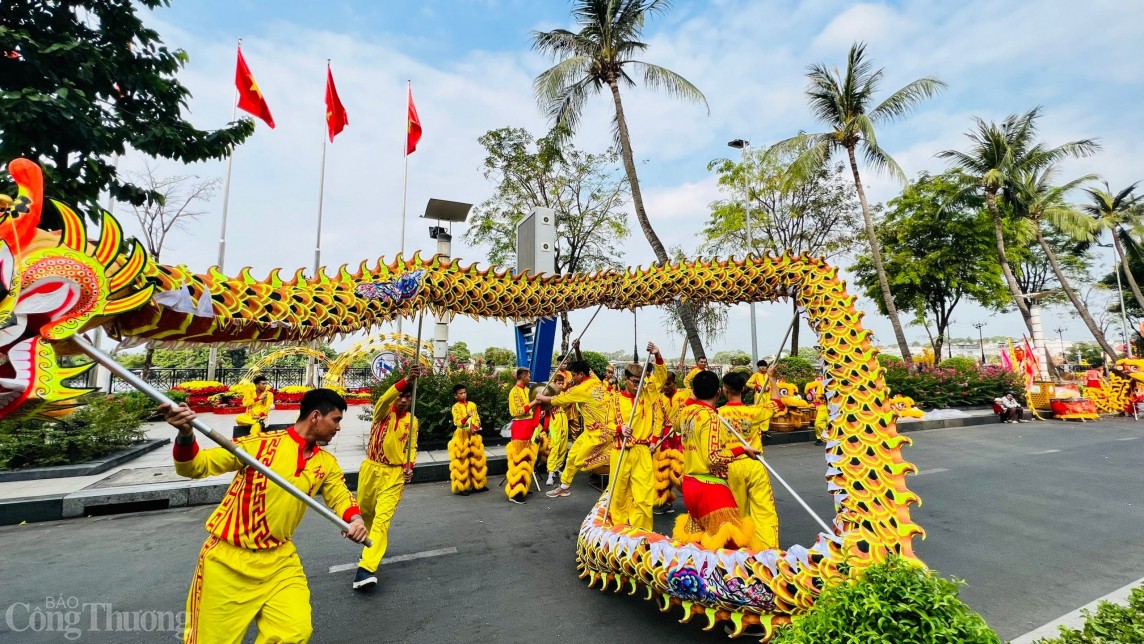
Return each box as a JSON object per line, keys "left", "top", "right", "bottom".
{"left": 652, "top": 385, "right": 687, "bottom": 509}
{"left": 449, "top": 401, "right": 488, "bottom": 494}
{"left": 505, "top": 383, "right": 539, "bottom": 501}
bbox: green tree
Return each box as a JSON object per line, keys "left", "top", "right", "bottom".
{"left": 463, "top": 127, "right": 630, "bottom": 352}
{"left": 705, "top": 144, "right": 863, "bottom": 352}
{"left": 1010, "top": 168, "right": 1115, "bottom": 359}
{"left": 712, "top": 350, "right": 750, "bottom": 366}
{"left": 771, "top": 42, "right": 947, "bottom": 369}
{"left": 448, "top": 341, "right": 472, "bottom": 364}
{"left": 480, "top": 347, "right": 516, "bottom": 367}
{"left": 851, "top": 171, "right": 1007, "bottom": 358}
{"left": 938, "top": 108, "right": 1099, "bottom": 341}
{"left": 531, "top": 0, "right": 710, "bottom": 358}
{"left": 1082, "top": 182, "right": 1144, "bottom": 313}
{"left": 0, "top": 0, "right": 253, "bottom": 213}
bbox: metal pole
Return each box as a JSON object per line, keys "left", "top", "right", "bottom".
{"left": 742, "top": 143, "right": 759, "bottom": 367}
{"left": 1115, "top": 255, "right": 1131, "bottom": 358}
{"left": 307, "top": 103, "right": 330, "bottom": 388}
{"left": 536, "top": 304, "right": 604, "bottom": 398}
{"left": 71, "top": 335, "right": 368, "bottom": 546}
{"left": 397, "top": 80, "right": 411, "bottom": 337}
{"left": 209, "top": 45, "right": 242, "bottom": 382}
{"left": 715, "top": 414, "right": 834, "bottom": 535}
{"left": 773, "top": 313, "right": 799, "bottom": 362}
{"left": 974, "top": 322, "right": 986, "bottom": 363}
{"left": 405, "top": 314, "right": 425, "bottom": 464}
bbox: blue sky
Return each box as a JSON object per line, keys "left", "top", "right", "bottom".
{"left": 108, "top": 0, "right": 1144, "bottom": 358}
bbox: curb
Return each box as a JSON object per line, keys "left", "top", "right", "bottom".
{"left": 0, "top": 439, "right": 171, "bottom": 483}
{"left": 0, "top": 413, "right": 1005, "bottom": 526}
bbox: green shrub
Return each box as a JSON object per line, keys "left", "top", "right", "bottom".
{"left": 0, "top": 394, "right": 150, "bottom": 470}
{"left": 877, "top": 353, "right": 904, "bottom": 367}
{"left": 1035, "top": 585, "right": 1144, "bottom": 643}
{"left": 580, "top": 350, "right": 612, "bottom": 379}
{"left": 938, "top": 356, "right": 978, "bottom": 373}
{"left": 775, "top": 356, "right": 816, "bottom": 389}
{"left": 367, "top": 370, "right": 512, "bottom": 443}
{"left": 772, "top": 556, "right": 1000, "bottom": 644}
{"left": 166, "top": 389, "right": 189, "bottom": 404}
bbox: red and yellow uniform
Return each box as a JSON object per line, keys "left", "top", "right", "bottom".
{"left": 746, "top": 371, "right": 769, "bottom": 406}
{"left": 174, "top": 428, "right": 360, "bottom": 643}
{"left": 357, "top": 379, "right": 418, "bottom": 573}
{"left": 449, "top": 401, "right": 487, "bottom": 494}
{"left": 683, "top": 366, "right": 704, "bottom": 389}
{"left": 555, "top": 374, "right": 612, "bottom": 487}
{"left": 720, "top": 402, "right": 779, "bottom": 550}
{"left": 609, "top": 359, "right": 667, "bottom": 530}
{"left": 236, "top": 389, "right": 274, "bottom": 435}
{"left": 545, "top": 402, "right": 570, "bottom": 475}
{"left": 673, "top": 402, "right": 755, "bottom": 550}
{"left": 805, "top": 379, "right": 829, "bottom": 441}
{"left": 505, "top": 383, "right": 539, "bottom": 500}
{"left": 653, "top": 388, "right": 689, "bottom": 506}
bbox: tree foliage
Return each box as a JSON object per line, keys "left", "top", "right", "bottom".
{"left": 479, "top": 347, "right": 516, "bottom": 367}
{"left": 852, "top": 171, "right": 1007, "bottom": 357}
{"left": 447, "top": 341, "right": 472, "bottom": 364}
{"left": 0, "top": 0, "right": 253, "bottom": 214}
{"left": 123, "top": 163, "right": 220, "bottom": 260}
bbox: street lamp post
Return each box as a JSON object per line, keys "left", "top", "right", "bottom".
{"left": 973, "top": 322, "right": 986, "bottom": 363}
{"left": 1054, "top": 327, "right": 1066, "bottom": 369}
{"left": 728, "top": 138, "right": 758, "bottom": 366}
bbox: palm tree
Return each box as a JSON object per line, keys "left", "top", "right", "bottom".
{"left": 1011, "top": 168, "right": 1116, "bottom": 359}
{"left": 532, "top": 0, "right": 710, "bottom": 357}
{"left": 1082, "top": 182, "right": 1144, "bottom": 313}
{"left": 938, "top": 108, "right": 1099, "bottom": 341}
{"left": 772, "top": 43, "right": 946, "bottom": 369}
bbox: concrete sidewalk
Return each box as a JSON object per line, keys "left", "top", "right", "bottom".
{"left": 0, "top": 405, "right": 1015, "bottom": 525}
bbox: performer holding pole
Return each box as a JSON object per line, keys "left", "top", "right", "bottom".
{"left": 604, "top": 342, "right": 666, "bottom": 530}
{"left": 158, "top": 386, "right": 367, "bottom": 642}
{"left": 352, "top": 315, "right": 424, "bottom": 590}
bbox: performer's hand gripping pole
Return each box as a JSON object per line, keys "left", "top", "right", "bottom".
{"left": 603, "top": 347, "right": 656, "bottom": 524}
{"left": 530, "top": 304, "right": 605, "bottom": 442}
{"left": 714, "top": 413, "right": 834, "bottom": 536}
{"left": 72, "top": 335, "right": 370, "bottom": 546}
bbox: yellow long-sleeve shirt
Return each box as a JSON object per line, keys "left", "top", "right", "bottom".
{"left": 612, "top": 361, "right": 668, "bottom": 443}
{"left": 745, "top": 372, "right": 770, "bottom": 405}
{"left": 367, "top": 379, "right": 418, "bottom": 466}
{"left": 242, "top": 390, "right": 274, "bottom": 417}
{"left": 681, "top": 401, "right": 744, "bottom": 479}
{"left": 664, "top": 389, "right": 691, "bottom": 429}
{"left": 452, "top": 401, "right": 480, "bottom": 431}
{"left": 683, "top": 367, "right": 704, "bottom": 388}
{"left": 174, "top": 428, "right": 360, "bottom": 550}
{"left": 718, "top": 401, "right": 773, "bottom": 452}
{"left": 549, "top": 374, "right": 610, "bottom": 439}
{"left": 508, "top": 384, "right": 531, "bottom": 420}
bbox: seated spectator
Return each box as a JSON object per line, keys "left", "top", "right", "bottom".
{"left": 997, "top": 392, "right": 1028, "bottom": 424}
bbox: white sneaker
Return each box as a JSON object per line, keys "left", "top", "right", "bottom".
{"left": 545, "top": 472, "right": 555, "bottom": 486}
{"left": 1019, "top": 419, "right": 1029, "bottom": 423}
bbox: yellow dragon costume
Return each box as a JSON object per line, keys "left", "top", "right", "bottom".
{"left": 0, "top": 159, "right": 925, "bottom": 640}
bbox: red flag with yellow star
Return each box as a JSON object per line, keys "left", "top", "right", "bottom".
{"left": 235, "top": 47, "right": 274, "bottom": 128}
{"left": 325, "top": 64, "right": 348, "bottom": 142}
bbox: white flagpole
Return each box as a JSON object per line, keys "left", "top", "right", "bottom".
{"left": 307, "top": 62, "right": 332, "bottom": 388}
{"left": 397, "top": 79, "right": 411, "bottom": 336}
{"left": 208, "top": 38, "right": 242, "bottom": 382}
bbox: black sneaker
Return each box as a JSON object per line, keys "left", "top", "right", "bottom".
{"left": 653, "top": 504, "right": 667, "bottom": 515}
{"left": 814, "top": 439, "right": 825, "bottom": 446}
{"left": 665, "top": 504, "right": 675, "bottom": 514}
{"left": 509, "top": 494, "right": 527, "bottom": 505}
{"left": 352, "top": 567, "right": 377, "bottom": 591}
{"left": 459, "top": 489, "right": 471, "bottom": 496}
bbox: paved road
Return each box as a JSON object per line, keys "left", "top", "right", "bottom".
{"left": 1, "top": 420, "right": 1141, "bottom": 643}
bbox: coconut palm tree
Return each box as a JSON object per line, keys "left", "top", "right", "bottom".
{"left": 938, "top": 108, "right": 1099, "bottom": 340}
{"left": 532, "top": 0, "right": 710, "bottom": 357}
{"left": 1082, "top": 182, "right": 1144, "bottom": 313}
{"left": 1010, "top": 168, "right": 1116, "bottom": 359}
{"left": 772, "top": 42, "right": 946, "bottom": 369}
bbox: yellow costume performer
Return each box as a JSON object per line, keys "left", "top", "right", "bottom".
{"left": 356, "top": 376, "right": 418, "bottom": 582}
{"left": 652, "top": 376, "right": 689, "bottom": 511}
{"left": 805, "top": 379, "right": 829, "bottom": 443}
{"left": 449, "top": 393, "right": 488, "bottom": 495}
{"left": 174, "top": 425, "right": 360, "bottom": 643}
{"left": 720, "top": 402, "right": 778, "bottom": 550}
{"left": 609, "top": 353, "right": 667, "bottom": 530}
{"left": 505, "top": 372, "right": 539, "bottom": 503}
{"left": 543, "top": 364, "right": 613, "bottom": 497}
{"left": 745, "top": 369, "right": 769, "bottom": 406}
{"left": 673, "top": 398, "right": 756, "bottom": 550}
{"left": 544, "top": 376, "right": 571, "bottom": 485}
{"left": 235, "top": 379, "right": 274, "bottom": 435}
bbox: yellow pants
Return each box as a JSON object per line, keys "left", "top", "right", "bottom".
{"left": 447, "top": 429, "right": 488, "bottom": 493}
{"left": 235, "top": 414, "right": 264, "bottom": 436}
{"left": 184, "top": 536, "right": 311, "bottom": 644}
{"left": 546, "top": 414, "right": 569, "bottom": 473}
{"left": 357, "top": 459, "right": 405, "bottom": 573}
{"left": 560, "top": 431, "right": 600, "bottom": 487}
{"left": 727, "top": 458, "right": 779, "bottom": 550}
{"left": 608, "top": 445, "right": 654, "bottom": 531}
{"left": 504, "top": 439, "right": 539, "bottom": 499}
{"left": 814, "top": 405, "right": 829, "bottom": 440}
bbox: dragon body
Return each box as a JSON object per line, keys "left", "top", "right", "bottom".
{"left": 0, "top": 159, "right": 923, "bottom": 639}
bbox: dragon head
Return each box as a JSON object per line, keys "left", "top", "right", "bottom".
{"left": 886, "top": 394, "right": 925, "bottom": 419}
{"left": 0, "top": 159, "right": 154, "bottom": 420}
